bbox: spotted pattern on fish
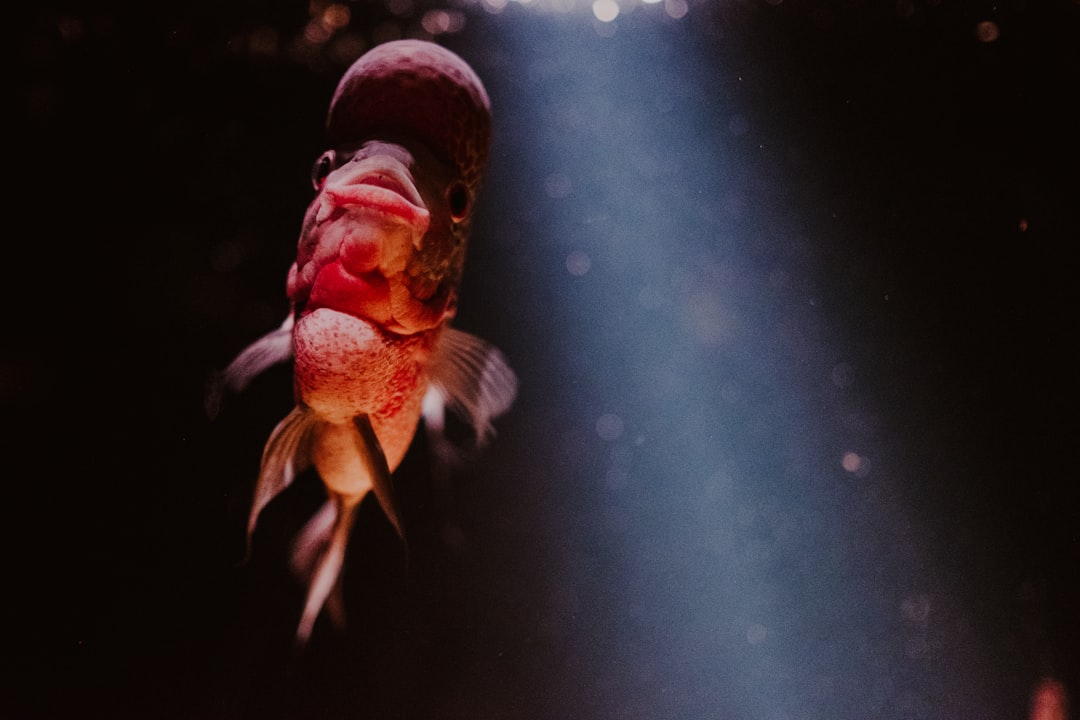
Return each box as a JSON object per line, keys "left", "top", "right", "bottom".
{"left": 327, "top": 40, "right": 491, "bottom": 206}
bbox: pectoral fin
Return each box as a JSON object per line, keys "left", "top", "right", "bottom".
{"left": 206, "top": 312, "right": 295, "bottom": 419}
{"left": 426, "top": 327, "right": 518, "bottom": 446}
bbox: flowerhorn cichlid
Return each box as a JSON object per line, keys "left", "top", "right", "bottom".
{"left": 213, "top": 39, "right": 517, "bottom": 647}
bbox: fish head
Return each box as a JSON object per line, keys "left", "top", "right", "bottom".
{"left": 288, "top": 39, "right": 491, "bottom": 337}
{"left": 288, "top": 40, "right": 491, "bottom": 440}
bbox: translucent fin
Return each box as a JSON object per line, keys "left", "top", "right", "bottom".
{"left": 294, "top": 494, "right": 359, "bottom": 648}
{"left": 290, "top": 415, "right": 403, "bottom": 648}
{"left": 245, "top": 405, "right": 317, "bottom": 559}
{"left": 223, "top": 312, "right": 295, "bottom": 393}
{"left": 289, "top": 499, "right": 336, "bottom": 581}
{"left": 205, "top": 312, "right": 295, "bottom": 419}
{"left": 427, "top": 327, "right": 518, "bottom": 446}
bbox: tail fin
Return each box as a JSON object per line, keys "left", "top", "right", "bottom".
{"left": 293, "top": 494, "right": 359, "bottom": 648}
{"left": 288, "top": 413, "right": 401, "bottom": 649}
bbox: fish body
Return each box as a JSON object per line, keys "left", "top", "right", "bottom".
{"left": 216, "top": 40, "right": 515, "bottom": 647}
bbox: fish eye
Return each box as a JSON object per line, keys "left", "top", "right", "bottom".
{"left": 311, "top": 150, "right": 336, "bottom": 190}
{"left": 447, "top": 181, "right": 470, "bottom": 222}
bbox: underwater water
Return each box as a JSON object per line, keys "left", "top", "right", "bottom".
{"left": 10, "top": 1, "right": 1078, "bottom": 718}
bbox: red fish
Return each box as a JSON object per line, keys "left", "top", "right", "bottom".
{"left": 215, "top": 40, "right": 516, "bottom": 646}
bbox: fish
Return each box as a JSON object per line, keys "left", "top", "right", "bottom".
{"left": 212, "top": 39, "right": 517, "bottom": 648}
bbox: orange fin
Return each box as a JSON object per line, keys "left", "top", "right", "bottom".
{"left": 294, "top": 494, "right": 358, "bottom": 648}
{"left": 244, "top": 405, "right": 317, "bottom": 561}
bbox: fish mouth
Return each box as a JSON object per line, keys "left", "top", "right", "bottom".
{"left": 294, "top": 155, "right": 447, "bottom": 334}
{"left": 319, "top": 165, "right": 429, "bottom": 229}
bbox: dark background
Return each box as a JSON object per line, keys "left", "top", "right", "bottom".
{"left": 8, "top": 1, "right": 1079, "bottom": 718}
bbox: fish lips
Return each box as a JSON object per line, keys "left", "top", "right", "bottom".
{"left": 319, "top": 172, "right": 430, "bottom": 234}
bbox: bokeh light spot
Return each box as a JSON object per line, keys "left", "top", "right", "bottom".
{"left": 386, "top": 0, "right": 413, "bottom": 16}
{"left": 596, "top": 413, "right": 625, "bottom": 441}
{"left": 831, "top": 362, "right": 854, "bottom": 388}
{"left": 665, "top": 0, "right": 689, "bottom": 19}
{"left": 592, "top": 0, "right": 619, "bottom": 22}
{"left": 248, "top": 26, "right": 279, "bottom": 57}
{"left": 58, "top": 16, "right": 86, "bottom": 42}
{"left": 842, "top": 451, "right": 869, "bottom": 476}
{"left": 304, "top": 19, "right": 332, "bottom": 44}
{"left": 975, "top": 20, "right": 1000, "bottom": 42}
{"left": 422, "top": 9, "right": 466, "bottom": 34}
{"left": 544, "top": 173, "right": 573, "bottom": 198}
{"left": 901, "top": 594, "right": 932, "bottom": 626}
{"left": 322, "top": 4, "right": 350, "bottom": 30}
{"left": 566, "top": 250, "right": 591, "bottom": 276}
